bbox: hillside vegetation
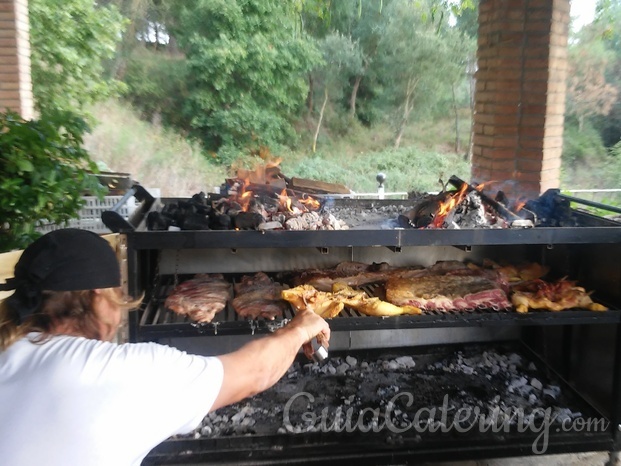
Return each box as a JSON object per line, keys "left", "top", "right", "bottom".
{"left": 85, "top": 98, "right": 621, "bottom": 204}
{"left": 85, "top": 99, "right": 472, "bottom": 196}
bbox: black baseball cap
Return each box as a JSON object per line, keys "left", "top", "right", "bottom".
{"left": 0, "top": 229, "right": 121, "bottom": 322}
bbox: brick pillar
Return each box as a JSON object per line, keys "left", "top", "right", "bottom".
{"left": 472, "top": 0, "right": 570, "bottom": 200}
{"left": 0, "top": 0, "right": 33, "bottom": 119}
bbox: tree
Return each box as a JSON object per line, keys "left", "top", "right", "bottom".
{"left": 566, "top": 38, "right": 618, "bottom": 132}
{"left": 311, "top": 33, "right": 363, "bottom": 152}
{"left": 589, "top": 0, "right": 621, "bottom": 146}
{"left": 29, "top": 0, "right": 127, "bottom": 116}
{"left": 172, "top": 0, "right": 321, "bottom": 153}
{"left": 302, "top": 0, "right": 391, "bottom": 122}
{"left": 376, "top": 1, "right": 469, "bottom": 148}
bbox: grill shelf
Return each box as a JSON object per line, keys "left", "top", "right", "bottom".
{"left": 133, "top": 275, "right": 621, "bottom": 341}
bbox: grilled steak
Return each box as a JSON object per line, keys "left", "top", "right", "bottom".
{"left": 232, "top": 272, "right": 288, "bottom": 320}
{"left": 386, "top": 275, "right": 511, "bottom": 311}
{"left": 165, "top": 274, "right": 231, "bottom": 323}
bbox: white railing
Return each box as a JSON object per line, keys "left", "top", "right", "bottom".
{"left": 329, "top": 191, "right": 409, "bottom": 200}
{"left": 563, "top": 189, "right": 621, "bottom": 206}
{"left": 320, "top": 188, "right": 621, "bottom": 204}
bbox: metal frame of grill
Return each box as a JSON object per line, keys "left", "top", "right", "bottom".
{"left": 103, "top": 188, "right": 621, "bottom": 464}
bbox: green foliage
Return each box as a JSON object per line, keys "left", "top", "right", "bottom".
{"left": 122, "top": 49, "right": 190, "bottom": 129}
{"left": 29, "top": 0, "right": 128, "bottom": 116}
{"left": 571, "top": 1, "right": 621, "bottom": 147}
{"left": 241, "top": 97, "right": 471, "bottom": 190}
{"left": 215, "top": 144, "right": 249, "bottom": 167}
{"left": 173, "top": 0, "right": 322, "bottom": 153}
{"left": 562, "top": 119, "right": 607, "bottom": 170}
{"left": 282, "top": 145, "right": 470, "bottom": 193}
{"left": 81, "top": 100, "right": 228, "bottom": 197}
{"left": 0, "top": 111, "right": 105, "bottom": 252}
{"left": 375, "top": 1, "right": 473, "bottom": 143}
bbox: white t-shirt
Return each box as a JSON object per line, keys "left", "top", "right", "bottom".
{"left": 0, "top": 333, "right": 223, "bottom": 466}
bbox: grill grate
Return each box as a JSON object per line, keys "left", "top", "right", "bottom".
{"left": 133, "top": 275, "right": 621, "bottom": 341}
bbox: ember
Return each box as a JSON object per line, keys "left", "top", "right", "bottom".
{"left": 400, "top": 176, "right": 542, "bottom": 229}
{"left": 146, "top": 173, "right": 349, "bottom": 231}
{"left": 190, "top": 345, "right": 595, "bottom": 440}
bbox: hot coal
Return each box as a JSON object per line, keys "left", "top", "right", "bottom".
{"left": 233, "top": 212, "right": 264, "bottom": 230}
{"left": 187, "top": 345, "right": 593, "bottom": 440}
{"left": 147, "top": 191, "right": 350, "bottom": 231}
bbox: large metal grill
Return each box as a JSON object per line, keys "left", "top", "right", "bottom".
{"left": 102, "top": 188, "right": 621, "bottom": 464}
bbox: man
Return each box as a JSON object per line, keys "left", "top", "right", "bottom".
{"left": 0, "top": 228, "right": 329, "bottom": 465}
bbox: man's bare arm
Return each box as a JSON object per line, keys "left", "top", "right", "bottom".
{"left": 211, "top": 310, "right": 329, "bottom": 411}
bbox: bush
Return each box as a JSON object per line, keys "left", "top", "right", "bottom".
{"left": 0, "top": 110, "right": 105, "bottom": 252}
{"left": 283, "top": 146, "right": 470, "bottom": 193}
{"left": 562, "top": 120, "right": 606, "bottom": 171}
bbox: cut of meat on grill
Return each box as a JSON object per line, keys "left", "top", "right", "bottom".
{"left": 291, "top": 259, "right": 500, "bottom": 293}
{"left": 331, "top": 283, "right": 422, "bottom": 316}
{"left": 281, "top": 283, "right": 421, "bottom": 318}
{"left": 232, "top": 272, "right": 288, "bottom": 320}
{"left": 293, "top": 261, "right": 425, "bottom": 292}
{"left": 281, "top": 285, "right": 344, "bottom": 318}
{"left": 385, "top": 275, "right": 511, "bottom": 312}
{"left": 164, "top": 274, "right": 231, "bottom": 323}
{"left": 482, "top": 259, "right": 550, "bottom": 283}
{"left": 510, "top": 279, "right": 608, "bottom": 313}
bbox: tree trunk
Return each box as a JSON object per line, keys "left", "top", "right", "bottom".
{"left": 452, "top": 83, "right": 460, "bottom": 153}
{"left": 394, "top": 78, "right": 417, "bottom": 149}
{"left": 307, "top": 73, "right": 314, "bottom": 116}
{"left": 350, "top": 75, "right": 362, "bottom": 119}
{"left": 154, "top": 23, "right": 160, "bottom": 50}
{"left": 312, "top": 88, "right": 329, "bottom": 153}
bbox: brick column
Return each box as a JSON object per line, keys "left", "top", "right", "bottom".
{"left": 473, "top": 0, "right": 570, "bottom": 200}
{"left": 0, "top": 0, "right": 33, "bottom": 119}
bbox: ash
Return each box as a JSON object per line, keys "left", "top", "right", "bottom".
{"left": 326, "top": 203, "right": 411, "bottom": 230}
{"left": 189, "top": 345, "right": 587, "bottom": 439}
{"left": 444, "top": 192, "right": 503, "bottom": 229}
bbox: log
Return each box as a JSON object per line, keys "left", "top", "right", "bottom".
{"left": 290, "top": 177, "right": 351, "bottom": 195}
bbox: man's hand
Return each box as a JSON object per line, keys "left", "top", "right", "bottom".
{"left": 286, "top": 308, "right": 331, "bottom": 344}
{"left": 285, "top": 309, "right": 330, "bottom": 360}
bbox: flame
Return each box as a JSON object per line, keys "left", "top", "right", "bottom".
{"left": 514, "top": 197, "right": 527, "bottom": 212}
{"left": 431, "top": 183, "right": 469, "bottom": 228}
{"left": 230, "top": 160, "right": 321, "bottom": 218}
{"left": 266, "top": 158, "right": 282, "bottom": 168}
{"left": 474, "top": 180, "right": 499, "bottom": 192}
{"left": 236, "top": 158, "right": 283, "bottom": 185}
{"left": 238, "top": 190, "right": 253, "bottom": 212}
{"left": 299, "top": 194, "right": 321, "bottom": 211}
{"left": 277, "top": 189, "right": 320, "bottom": 214}
{"left": 278, "top": 188, "right": 294, "bottom": 213}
